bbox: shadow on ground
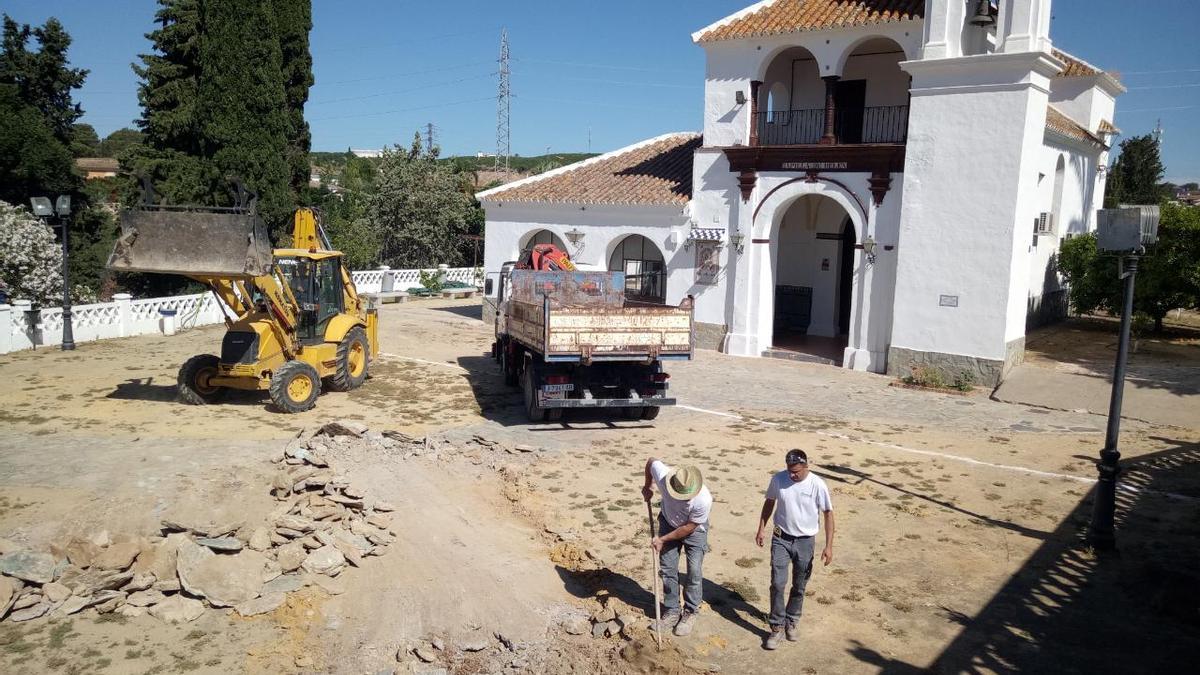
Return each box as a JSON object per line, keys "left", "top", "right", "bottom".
{"left": 554, "top": 565, "right": 769, "bottom": 641}
{"left": 433, "top": 304, "right": 483, "bottom": 321}
{"left": 455, "top": 354, "right": 663, "bottom": 430}
{"left": 847, "top": 438, "right": 1200, "bottom": 673}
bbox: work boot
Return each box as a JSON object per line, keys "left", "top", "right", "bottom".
{"left": 673, "top": 610, "right": 697, "bottom": 637}
{"left": 785, "top": 621, "right": 799, "bottom": 641}
{"left": 653, "top": 610, "right": 680, "bottom": 633}
{"left": 765, "top": 626, "right": 785, "bottom": 650}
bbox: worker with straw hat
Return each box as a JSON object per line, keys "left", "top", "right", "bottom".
{"left": 642, "top": 457, "right": 713, "bottom": 637}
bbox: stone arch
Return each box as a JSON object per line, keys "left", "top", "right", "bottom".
{"left": 754, "top": 177, "right": 868, "bottom": 244}
{"left": 1051, "top": 154, "right": 1066, "bottom": 234}
{"left": 833, "top": 35, "right": 914, "bottom": 76}
{"left": 519, "top": 228, "right": 566, "bottom": 252}
{"left": 607, "top": 234, "right": 666, "bottom": 303}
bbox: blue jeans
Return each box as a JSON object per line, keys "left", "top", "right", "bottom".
{"left": 658, "top": 514, "right": 707, "bottom": 614}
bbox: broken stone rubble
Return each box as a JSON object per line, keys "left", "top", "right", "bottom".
{"left": 0, "top": 420, "right": 406, "bottom": 625}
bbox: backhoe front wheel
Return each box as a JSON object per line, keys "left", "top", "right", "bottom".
{"left": 328, "top": 326, "right": 369, "bottom": 392}
{"left": 270, "top": 361, "right": 321, "bottom": 413}
{"left": 178, "top": 354, "right": 226, "bottom": 405}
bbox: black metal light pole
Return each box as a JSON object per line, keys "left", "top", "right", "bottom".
{"left": 1086, "top": 205, "right": 1159, "bottom": 552}
{"left": 58, "top": 206, "right": 75, "bottom": 351}
{"left": 30, "top": 196, "right": 74, "bottom": 350}
{"left": 1088, "top": 254, "right": 1138, "bottom": 551}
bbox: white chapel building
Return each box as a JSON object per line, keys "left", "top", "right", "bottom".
{"left": 478, "top": 0, "right": 1123, "bottom": 386}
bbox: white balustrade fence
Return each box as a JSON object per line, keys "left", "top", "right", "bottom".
{"left": 0, "top": 264, "right": 480, "bottom": 355}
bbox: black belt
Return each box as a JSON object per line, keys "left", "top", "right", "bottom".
{"left": 773, "top": 525, "right": 813, "bottom": 541}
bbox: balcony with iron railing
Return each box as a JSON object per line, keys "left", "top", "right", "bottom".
{"left": 754, "top": 105, "right": 909, "bottom": 146}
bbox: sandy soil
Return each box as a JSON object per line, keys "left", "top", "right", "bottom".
{"left": 1, "top": 297, "right": 1198, "bottom": 674}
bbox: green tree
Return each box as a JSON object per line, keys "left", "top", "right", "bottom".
{"left": 1105, "top": 134, "right": 1168, "bottom": 207}
{"left": 366, "top": 134, "right": 478, "bottom": 268}
{"left": 274, "top": 0, "right": 314, "bottom": 198}
{"left": 69, "top": 122, "right": 99, "bottom": 156}
{"left": 133, "top": 0, "right": 201, "bottom": 155}
{"left": 1059, "top": 203, "right": 1200, "bottom": 332}
{"left": 195, "top": 0, "right": 291, "bottom": 231}
{"left": 0, "top": 84, "right": 79, "bottom": 206}
{"left": 0, "top": 15, "right": 88, "bottom": 144}
{"left": 97, "top": 127, "right": 144, "bottom": 158}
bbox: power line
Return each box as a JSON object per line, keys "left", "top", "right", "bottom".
{"left": 319, "top": 60, "right": 493, "bottom": 87}
{"left": 308, "top": 96, "right": 494, "bottom": 122}
{"left": 1120, "top": 67, "right": 1200, "bottom": 75}
{"left": 1125, "top": 82, "right": 1200, "bottom": 91}
{"left": 495, "top": 28, "right": 511, "bottom": 174}
{"left": 1118, "top": 105, "right": 1198, "bottom": 113}
{"left": 309, "top": 73, "right": 492, "bottom": 105}
{"left": 515, "top": 57, "right": 692, "bottom": 75}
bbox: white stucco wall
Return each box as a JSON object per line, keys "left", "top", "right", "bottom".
{"left": 698, "top": 22, "right": 923, "bottom": 148}
{"left": 891, "top": 51, "right": 1061, "bottom": 363}
{"left": 480, "top": 202, "right": 727, "bottom": 325}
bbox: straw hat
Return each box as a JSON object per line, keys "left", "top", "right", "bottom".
{"left": 666, "top": 465, "right": 704, "bottom": 500}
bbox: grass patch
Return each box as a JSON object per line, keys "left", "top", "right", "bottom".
{"left": 733, "top": 556, "right": 762, "bottom": 568}
{"left": 47, "top": 621, "right": 75, "bottom": 649}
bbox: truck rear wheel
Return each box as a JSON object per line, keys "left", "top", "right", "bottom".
{"left": 522, "top": 367, "right": 550, "bottom": 423}
{"left": 500, "top": 346, "right": 519, "bottom": 387}
{"left": 328, "top": 326, "right": 369, "bottom": 392}
{"left": 270, "top": 360, "right": 321, "bottom": 413}
{"left": 178, "top": 354, "right": 226, "bottom": 405}
{"left": 641, "top": 406, "right": 661, "bottom": 420}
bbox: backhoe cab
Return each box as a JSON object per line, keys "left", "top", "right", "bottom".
{"left": 108, "top": 189, "right": 378, "bottom": 413}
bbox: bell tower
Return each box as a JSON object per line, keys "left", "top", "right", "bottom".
{"left": 886, "top": 0, "right": 1062, "bottom": 386}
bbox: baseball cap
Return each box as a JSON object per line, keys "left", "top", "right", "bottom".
{"left": 785, "top": 449, "right": 808, "bottom": 466}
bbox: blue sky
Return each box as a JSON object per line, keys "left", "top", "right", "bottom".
{"left": 4, "top": 0, "right": 1198, "bottom": 182}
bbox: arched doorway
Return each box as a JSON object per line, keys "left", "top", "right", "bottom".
{"left": 608, "top": 235, "right": 665, "bottom": 304}
{"left": 770, "top": 195, "right": 856, "bottom": 364}
{"left": 520, "top": 229, "right": 567, "bottom": 253}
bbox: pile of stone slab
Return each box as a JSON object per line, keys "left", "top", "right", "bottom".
{"left": 0, "top": 421, "right": 396, "bottom": 625}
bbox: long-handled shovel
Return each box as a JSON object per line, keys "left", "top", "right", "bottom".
{"left": 647, "top": 501, "right": 662, "bottom": 649}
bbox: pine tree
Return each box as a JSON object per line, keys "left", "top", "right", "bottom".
{"left": 132, "top": 0, "right": 201, "bottom": 155}
{"left": 195, "top": 0, "right": 292, "bottom": 231}
{"left": 274, "top": 0, "right": 314, "bottom": 199}
{"left": 0, "top": 15, "right": 88, "bottom": 145}
{"left": 1105, "top": 134, "right": 1167, "bottom": 207}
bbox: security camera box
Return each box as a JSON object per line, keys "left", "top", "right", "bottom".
{"left": 1096, "top": 206, "right": 1159, "bottom": 252}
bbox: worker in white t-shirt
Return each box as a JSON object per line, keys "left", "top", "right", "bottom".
{"left": 642, "top": 457, "right": 713, "bottom": 637}
{"left": 755, "top": 449, "right": 835, "bottom": 650}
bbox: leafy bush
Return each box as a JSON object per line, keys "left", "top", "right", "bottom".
{"left": 952, "top": 370, "right": 977, "bottom": 392}
{"left": 0, "top": 200, "right": 63, "bottom": 304}
{"left": 903, "top": 366, "right": 947, "bottom": 389}
{"left": 418, "top": 269, "right": 443, "bottom": 293}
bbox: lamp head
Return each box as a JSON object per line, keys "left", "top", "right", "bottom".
{"left": 30, "top": 197, "right": 53, "bottom": 217}
{"left": 55, "top": 195, "right": 72, "bottom": 216}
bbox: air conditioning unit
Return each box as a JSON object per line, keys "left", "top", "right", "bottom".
{"left": 1035, "top": 212, "right": 1055, "bottom": 236}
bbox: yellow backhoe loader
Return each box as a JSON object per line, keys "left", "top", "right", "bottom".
{"left": 107, "top": 187, "right": 378, "bottom": 413}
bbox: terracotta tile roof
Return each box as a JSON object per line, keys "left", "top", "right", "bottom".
{"left": 75, "top": 157, "right": 119, "bottom": 172}
{"left": 478, "top": 134, "right": 701, "bottom": 206}
{"left": 1097, "top": 119, "right": 1120, "bottom": 135}
{"left": 696, "top": 0, "right": 923, "bottom": 43}
{"left": 1045, "top": 106, "right": 1104, "bottom": 147}
{"left": 1053, "top": 48, "right": 1103, "bottom": 78}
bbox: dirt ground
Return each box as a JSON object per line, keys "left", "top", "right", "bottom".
{"left": 1, "top": 297, "right": 1198, "bottom": 674}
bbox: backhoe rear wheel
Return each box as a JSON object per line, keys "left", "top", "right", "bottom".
{"left": 178, "top": 354, "right": 226, "bottom": 405}
{"left": 270, "top": 360, "right": 321, "bottom": 413}
{"left": 328, "top": 326, "right": 369, "bottom": 392}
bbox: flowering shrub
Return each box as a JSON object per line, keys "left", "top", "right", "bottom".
{"left": 0, "top": 200, "right": 63, "bottom": 304}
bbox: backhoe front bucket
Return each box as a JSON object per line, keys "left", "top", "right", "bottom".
{"left": 107, "top": 209, "right": 274, "bottom": 278}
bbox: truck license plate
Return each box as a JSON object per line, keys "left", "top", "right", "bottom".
{"left": 542, "top": 384, "right": 574, "bottom": 392}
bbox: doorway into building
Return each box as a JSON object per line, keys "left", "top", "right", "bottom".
{"left": 769, "top": 195, "right": 855, "bottom": 365}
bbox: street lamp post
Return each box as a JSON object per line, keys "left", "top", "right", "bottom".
{"left": 29, "top": 195, "right": 75, "bottom": 351}
{"left": 1087, "top": 205, "right": 1159, "bottom": 551}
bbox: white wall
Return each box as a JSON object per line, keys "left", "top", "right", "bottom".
{"left": 698, "top": 22, "right": 923, "bottom": 147}
{"left": 479, "top": 203, "right": 715, "bottom": 319}
{"left": 892, "top": 51, "right": 1061, "bottom": 363}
